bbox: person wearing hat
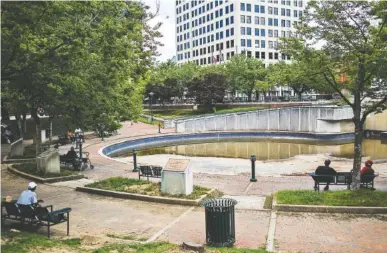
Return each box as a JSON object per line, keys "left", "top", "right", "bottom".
{"left": 315, "top": 159, "right": 337, "bottom": 191}
{"left": 16, "top": 182, "right": 42, "bottom": 206}
{"left": 361, "top": 160, "right": 375, "bottom": 175}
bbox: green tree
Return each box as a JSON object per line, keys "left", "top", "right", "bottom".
{"left": 1, "top": 1, "right": 160, "bottom": 155}
{"left": 187, "top": 66, "right": 228, "bottom": 110}
{"left": 268, "top": 61, "right": 317, "bottom": 100}
{"left": 282, "top": 0, "right": 387, "bottom": 189}
{"left": 225, "top": 55, "right": 268, "bottom": 102}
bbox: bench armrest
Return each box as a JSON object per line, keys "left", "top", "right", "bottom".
{"left": 41, "top": 205, "right": 53, "bottom": 212}
{"left": 50, "top": 208, "right": 72, "bottom": 216}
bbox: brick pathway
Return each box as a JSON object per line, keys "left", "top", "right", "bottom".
{"left": 2, "top": 122, "right": 387, "bottom": 252}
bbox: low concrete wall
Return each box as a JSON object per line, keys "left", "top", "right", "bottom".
{"left": 9, "top": 138, "right": 24, "bottom": 158}
{"left": 175, "top": 106, "right": 353, "bottom": 133}
{"left": 364, "top": 110, "right": 387, "bottom": 131}
{"left": 101, "top": 132, "right": 354, "bottom": 157}
{"left": 36, "top": 149, "right": 60, "bottom": 175}
{"left": 273, "top": 200, "right": 387, "bottom": 214}
{"left": 139, "top": 115, "right": 175, "bottom": 128}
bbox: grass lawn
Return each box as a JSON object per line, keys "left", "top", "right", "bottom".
{"left": 12, "top": 163, "right": 80, "bottom": 178}
{"left": 148, "top": 106, "right": 264, "bottom": 120}
{"left": 275, "top": 189, "right": 387, "bottom": 207}
{"left": 85, "top": 177, "right": 221, "bottom": 200}
{"left": 1, "top": 230, "right": 81, "bottom": 253}
{"left": 1, "top": 229, "right": 272, "bottom": 253}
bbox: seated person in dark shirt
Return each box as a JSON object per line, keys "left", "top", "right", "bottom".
{"left": 315, "top": 159, "right": 337, "bottom": 191}
{"left": 66, "top": 147, "right": 78, "bottom": 159}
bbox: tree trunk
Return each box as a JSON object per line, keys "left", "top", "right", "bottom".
{"left": 48, "top": 116, "right": 53, "bottom": 147}
{"left": 297, "top": 92, "right": 302, "bottom": 101}
{"left": 255, "top": 90, "right": 260, "bottom": 102}
{"left": 15, "top": 113, "right": 23, "bottom": 139}
{"left": 31, "top": 108, "right": 41, "bottom": 157}
{"left": 22, "top": 112, "right": 27, "bottom": 134}
{"left": 247, "top": 90, "right": 253, "bottom": 102}
{"left": 351, "top": 89, "right": 363, "bottom": 190}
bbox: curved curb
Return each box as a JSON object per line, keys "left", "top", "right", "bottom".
{"left": 100, "top": 131, "right": 355, "bottom": 157}
{"left": 75, "top": 186, "right": 214, "bottom": 206}
{"left": 272, "top": 199, "right": 387, "bottom": 214}
{"left": 2, "top": 157, "right": 36, "bottom": 164}
{"left": 7, "top": 165, "right": 84, "bottom": 184}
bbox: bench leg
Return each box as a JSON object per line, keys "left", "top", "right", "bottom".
{"left": 67, "top": 213, "right": 70, "bottom": 236}
{"left": 48, "top": 222, "right": 51, "bottom": 239}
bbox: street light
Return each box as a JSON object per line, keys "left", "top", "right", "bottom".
{"left": 101, "top": 112, "right": 107, "bottom": 141}
{"left": 149, "top": 92, "right": 155, "bottom": 122}
{"left": 250, "top": 154, "right": 257, "bottom": 182}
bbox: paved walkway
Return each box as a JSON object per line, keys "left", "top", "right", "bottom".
{"left": 2, "top": 122, "right": 387, "bottom": 253}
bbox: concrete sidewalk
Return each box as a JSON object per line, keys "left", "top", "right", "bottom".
{"left": 2, "top": 122, "right": 387, "bottom": 253}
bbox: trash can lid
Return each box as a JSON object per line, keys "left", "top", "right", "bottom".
{"left": 202, "top": 198, "right": 237, "bottom": 208}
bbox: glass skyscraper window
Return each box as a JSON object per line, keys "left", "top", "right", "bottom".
{"left": 241, "top": 3, "right": 245, "bottom": 11}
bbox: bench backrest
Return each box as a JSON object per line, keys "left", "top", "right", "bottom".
{"left": 17, "top": 204, "right": 36, "bottom": 219}
{"left": 152, "top": 166, "right": 163, "bottom": 177}
{"left": 361, "top": 174, "right": 377, "bottom": 183}
{"left": 2, "top": 201, "right": 20, "bottom": 216}
{"left": 311, "top": 175, "right": 335, "bottom": 183}
{"left": 140, "top": 166, "right": 153, "bottom": 176}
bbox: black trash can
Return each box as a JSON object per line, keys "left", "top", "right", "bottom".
{"left": 202, "top": 198, "right": 237, "bottom": 247}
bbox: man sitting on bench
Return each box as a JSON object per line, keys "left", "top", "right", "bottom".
{"left": 66, "top": 147, "right": 78, "bottom": 159}
{"left": 315, "top": 159, "right": 337, "bottom": 191}
{"left": 16, "top": 182, "right": 43, "bottom": 207}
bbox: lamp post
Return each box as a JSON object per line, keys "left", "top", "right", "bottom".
{"left": 75, "top": 133, "right": 83, "bottom": 160}
{"left": 250, "top": 154, "right": 257, "bottom": 182}
{"left": 149, "top": 92, "right": 154, "bottom": 122}
{"left": 101, "top": 112, "right": 107, "bottom": 141}
{"left": 132, "top": 149, "right": 138, "bottom": 174}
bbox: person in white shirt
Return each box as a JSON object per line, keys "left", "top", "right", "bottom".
{"left": 16, "top": 182, "right": 41, "bottom": 206}
{"left": 74, "top": 127, "right": 84, "bottom": 142}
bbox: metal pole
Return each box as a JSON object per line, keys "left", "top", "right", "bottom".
{"left": 150, "top": 98, "right": 153, "bottom": 122}
{"left": 158, "top": 123, "right": 161, "bottom": 133}
{"left": 79, "top": 141, "right": 82, "bottom": 160}
{"left": 132, "top": 149, "right": 139, "bottom": 174}
{"left": 250, "top": 154, "right": 257, "bottom": 182}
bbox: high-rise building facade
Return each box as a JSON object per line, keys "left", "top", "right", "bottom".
{"left": 175, "top": 0, "right": 305, "bottom": 66}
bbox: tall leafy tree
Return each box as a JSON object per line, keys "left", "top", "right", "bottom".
{"left": 187, "top": 65, "right": 228, "bottom": 110}
{"left": 1, "top": 1, "right": 160, "bottom": 154}
{"left": 282, "top": 0, "right": 387, "bottom": 189}
{"left": 225, "top": 55, "right": 268, "bottom": 102}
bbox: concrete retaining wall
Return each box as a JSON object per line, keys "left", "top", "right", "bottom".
{"left": 175, "top": 106, "right": 354, "bottom": 133}
{"left": 36, "top": 149, "right": 60, "bottom": 175}
{"left": 9, "top": 138, "right": 24, "bottom": 158}
{"left": 102, "top": 132, "right": 354, "bottom": 157}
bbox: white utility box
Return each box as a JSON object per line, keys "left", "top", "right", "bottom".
{"left": 161, "top": 158, "right": 193, "bottom": 195}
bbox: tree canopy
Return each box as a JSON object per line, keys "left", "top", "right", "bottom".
{"left": 1, "top": 1, "right": 161, "bottom": 153}
{"left": 281, "top": 0, "right": 387, "bottom": 189}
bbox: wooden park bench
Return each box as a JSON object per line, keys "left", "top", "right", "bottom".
{"left": 309, "top": 172, "right": 379, "bottom": 192}
{"left": 139, "top": 165, "right": 163, "bottom": 181}
{"left": 1, "top": 200, "right": 72, "bottom": 238}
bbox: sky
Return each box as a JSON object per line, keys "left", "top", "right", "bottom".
{"left": 143, "top": 0, "right": 176, "bottom": 63}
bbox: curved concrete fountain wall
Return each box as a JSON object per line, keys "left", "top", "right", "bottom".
{"left": 174, "top": 106, "right": 354, "bottom": 133}
{"left": 102, "top": 132, "right": 355, "bottom": 157}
